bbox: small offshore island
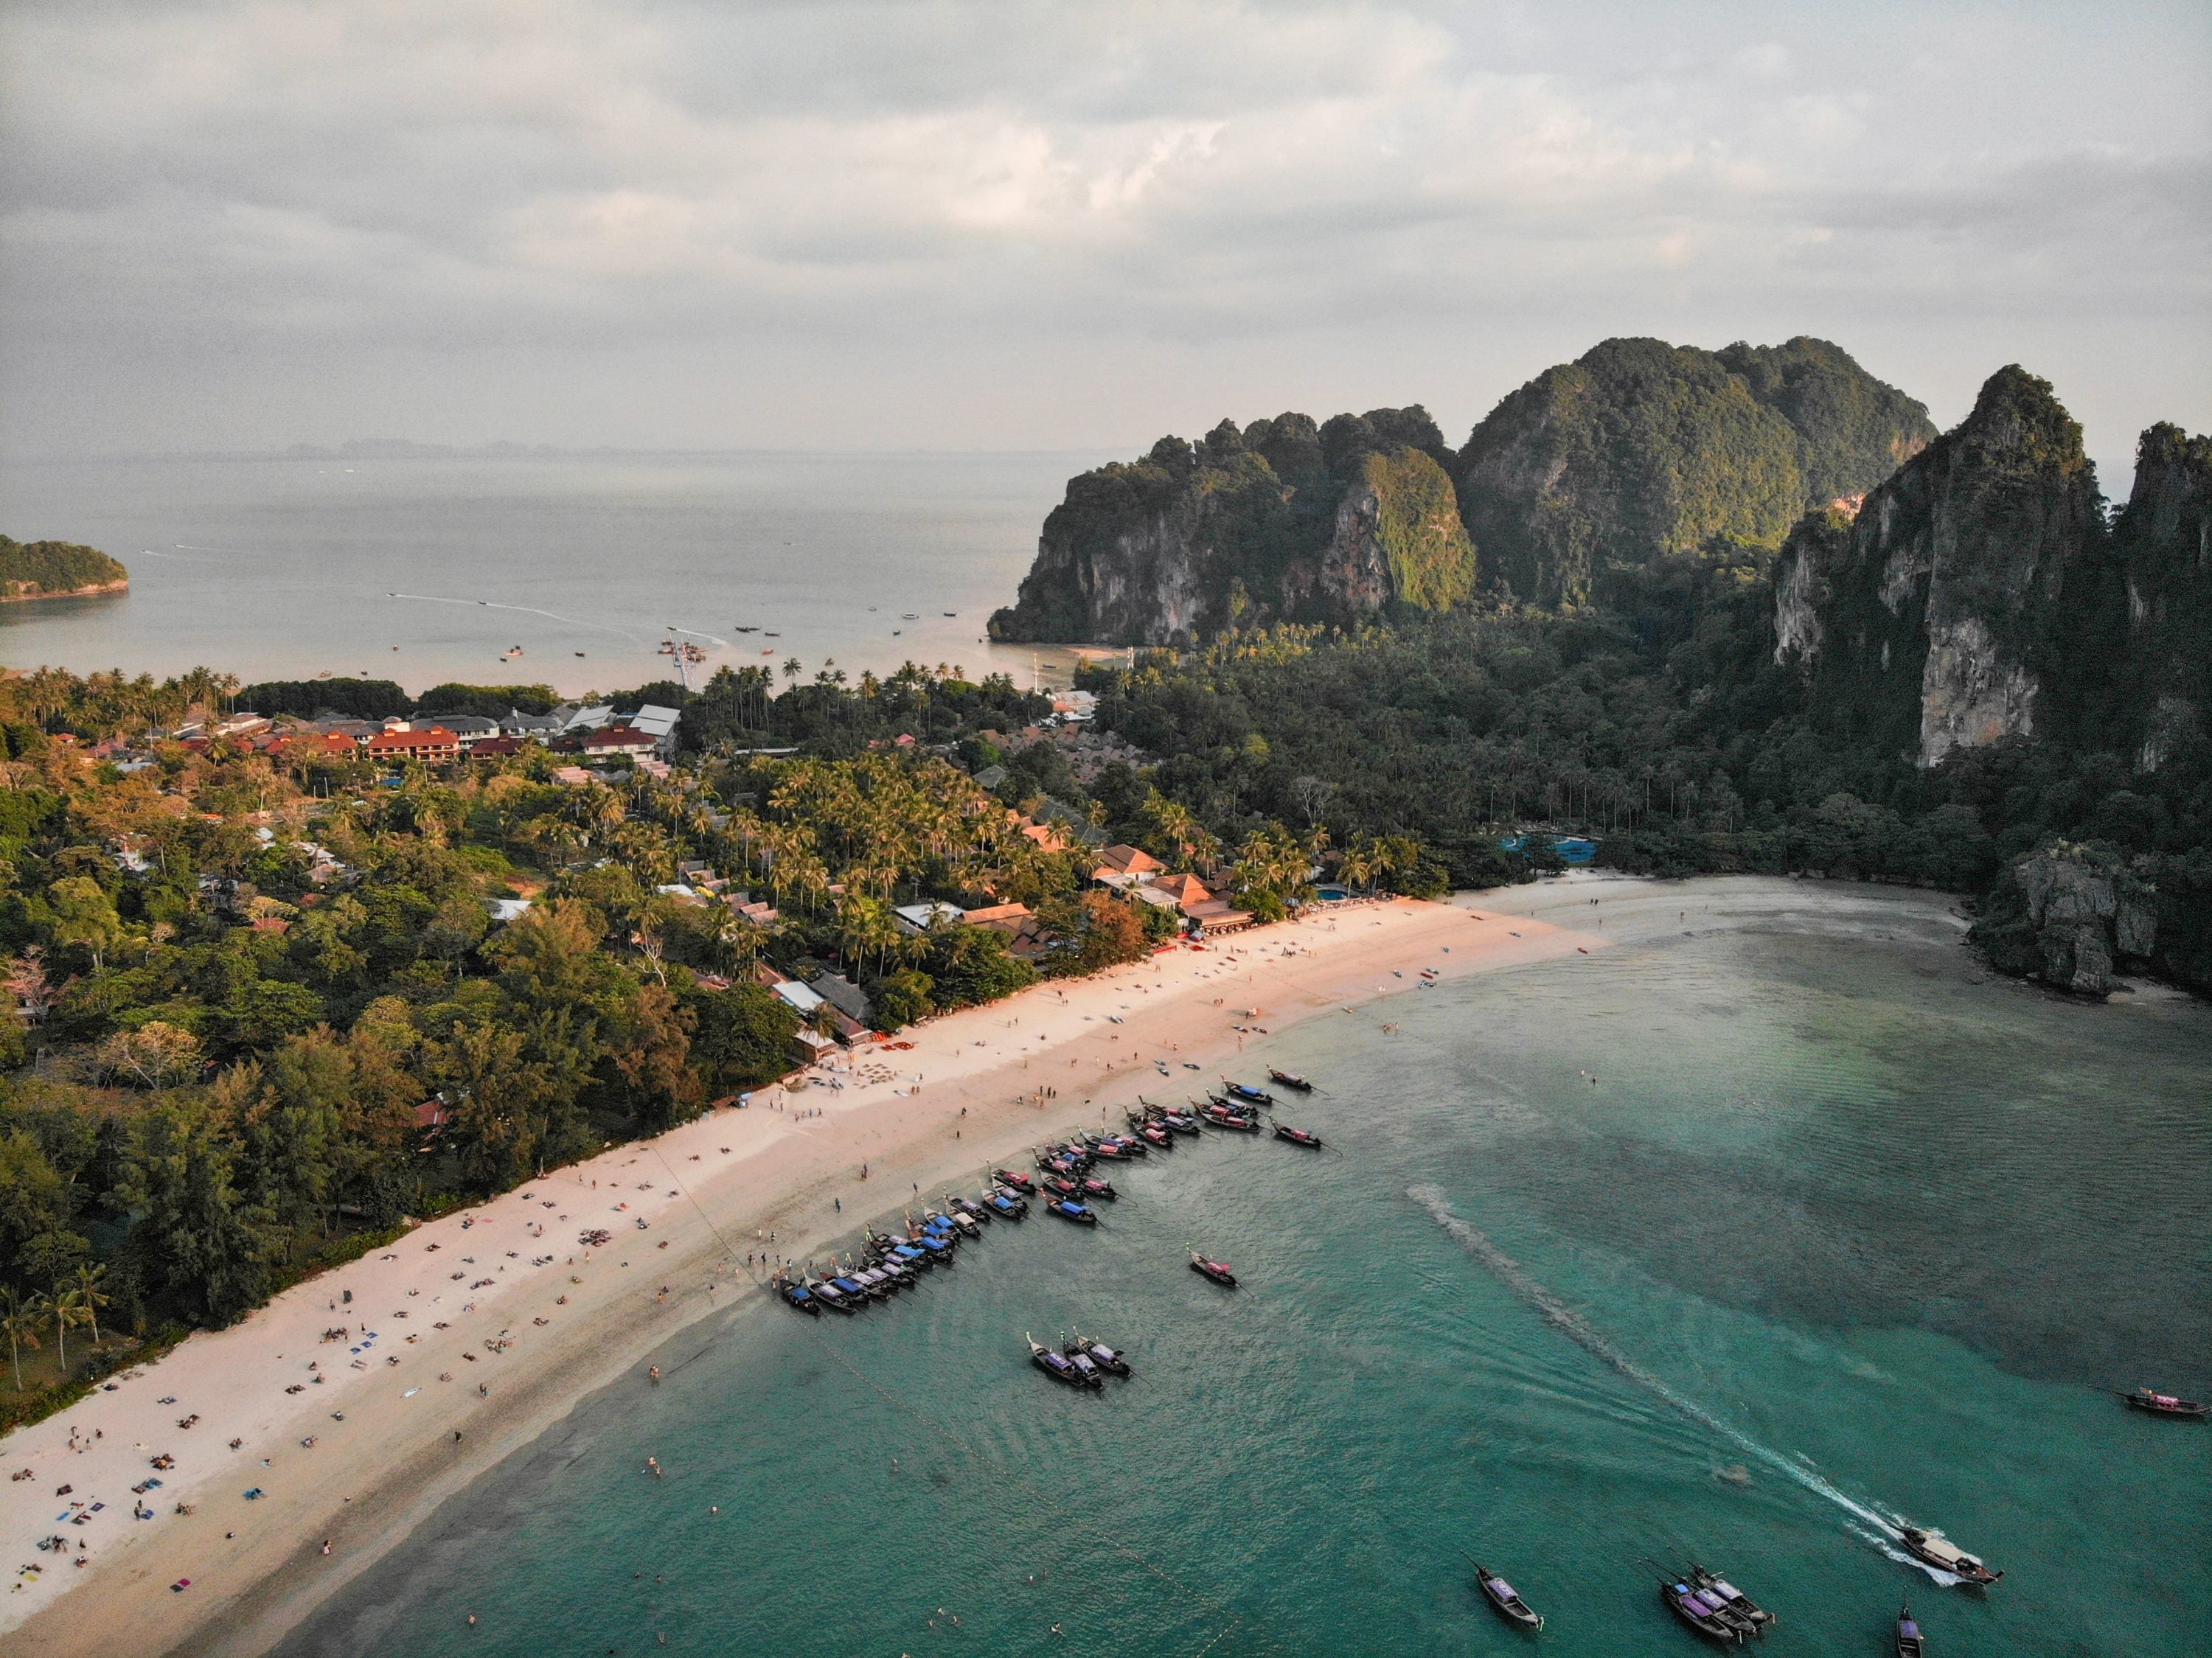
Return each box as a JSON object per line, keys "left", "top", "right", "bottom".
{"left": 0, "top": 535, "right": 128, "bottom": 603}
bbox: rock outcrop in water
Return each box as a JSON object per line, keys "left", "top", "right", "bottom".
{"left": 1773, "top": 366, "right": 2105, "bottom": 764}
{"left": 1972, "top": 843, "right": 2159, "bottom": 996}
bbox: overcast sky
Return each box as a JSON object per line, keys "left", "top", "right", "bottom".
{"left": 3, "top": 0, "right": 2206, "bottom": 486}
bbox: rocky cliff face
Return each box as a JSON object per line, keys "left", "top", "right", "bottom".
{"left": 990, "top": 410, "right": 1471, "bottom": 645}
{"left": 1773, "top": 366, "right": 2104, "bottom": 764}
{"left": 1281, "top": 447, "right": 1474, "bottom": 619}
{"left": 2110, "top": 422, "right": 2212, "bottom": 770}
{"left": 1974, "top": 844, "right": 2159, "bottom": 996}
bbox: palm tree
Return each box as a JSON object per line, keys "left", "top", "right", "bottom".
{"left": 1, "top": 1287, "right": 49, "bottom": 1391}
{"left": 49, "top": 1286, "right": 88, "bottom": 1373}
{"left": 70, "top": 1262, "right": 112, "bottom": 1347}
{"left": 1335, "top": 842, "right": 1369, "bottom": 896}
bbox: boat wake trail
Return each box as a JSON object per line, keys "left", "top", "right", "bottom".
{"left": 1408, "top": 1184, "right": 1927, "bottom": 1556}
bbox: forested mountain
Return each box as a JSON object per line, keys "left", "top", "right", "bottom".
{"left": 989, "top": 336, "right": 1933, "bottom": 643}
{"left": 1043, "top": 364, "right": 2210, "bottom": 1000}
{"left": 0, "top": 536, "right": 129, "bottom": 602}
{"left": 1458, "top": 336, "right": 1936, "bottom": 608}
{"left": 989, "top": 406, "right": 1468, "bottom": 646}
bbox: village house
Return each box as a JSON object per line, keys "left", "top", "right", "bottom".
{"left": 364, "top": 725, "right": 462, "bottom": 764}
{"left": 894, "top": 900, "right": 966, "bottom": 935}
{"left": 962, "top": 899, "right": 1055, "bottom": 962}
{"left": 1090, "top": 843, "right": 1165, "bottom": 888}
{"left": 579, "top": 725, "right": 660, "bottom": 759}
{"left": 810, "top": 972, "right": 872, "bottom": 1028}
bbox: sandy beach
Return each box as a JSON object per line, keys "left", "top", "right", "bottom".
{"left": 1, "top": 891, "right": 1627, "bottom": 1657}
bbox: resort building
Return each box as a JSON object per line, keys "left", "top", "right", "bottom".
{"left": 364, "top": 725, "right": 462, "bottom": 764}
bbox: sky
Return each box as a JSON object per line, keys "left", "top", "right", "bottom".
{"left": 2, "top": 0, "right": 2207, "bottom": 489}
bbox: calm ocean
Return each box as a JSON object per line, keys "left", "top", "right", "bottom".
{"left": 274, "top": 893, "right": 2212, "bottom": 1657}
{"left": 0, "top": 452, "right": 1115, "bottom": 697}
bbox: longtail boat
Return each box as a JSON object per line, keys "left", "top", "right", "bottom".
{"left": 1189, "top": 1252, "right": 1238, "bottom": 1287}
{"left": 1894, "top": 1601, "right": 1924, "bottom": 1657}
{"left": 1657, "top": 1575, "right": 1744, "bottom": 1644}
{"left": 1068, "top": 1332, "right": 1130, "bottom": 1377}
{"left": 2119, "top": 1386, "right": 2207, "bottom": 1418}
{"left": 993, "top": 1168, "right": 1035, "bottom": 1192}
{"left": 1271, "top": 1122, "right": 1324, "bottom": 1149}
{"left": 1029, "top": 1337, "right": 1096, "bottom": 1388}
{"left": 773, "top": 1276, "right": 819, "bottom": 1315}
{"left": 1267, "top": 1067, "right": 1314, "bottom": 1092}
{"left": 1469, "top": 1558, "right": 1543, "bottom": 1632}
{"left": 1687, "top": 1564, "right": 1774, "bottom": 1634}
{"left": 1223, "top": 1081, "right": 1273, "bottom": 1106}
{"left": 1048, "top": 1199, "right": 1099, "bottom": 1226}
{"left": 1896, "top": 1528, "right": 2002, "bottom": 1586}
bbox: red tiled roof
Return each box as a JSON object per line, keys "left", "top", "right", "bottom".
{"left": 1097, "top": 843, "right": 1164, "bottom": 875}
{"left": 366, "top": 727, "right": 460, "bottom": 756}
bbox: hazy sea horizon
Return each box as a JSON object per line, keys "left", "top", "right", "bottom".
{"left": 0, "top": 450, "right": 1121, "bottom": 700}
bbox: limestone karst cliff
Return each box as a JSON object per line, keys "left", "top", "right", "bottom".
{"left": 1772, "top": 365, "right": 2106, "bottom": 765}
{"left": 2110, "top": 422, "right": 2212, "bottom": 772}
{"left": 989, "top": 408, "right": 1472, "bottom": 645}
{"left": 992, "top": 336, "right": 1933, "bottom": 644}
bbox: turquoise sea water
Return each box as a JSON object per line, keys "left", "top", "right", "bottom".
{"left": 279, "top": 917, "right": 2212, "bottom": 1657}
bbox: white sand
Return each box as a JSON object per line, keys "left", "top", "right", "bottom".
{"left": 1, "top": 895, "right": 1607, "bottom": 1657}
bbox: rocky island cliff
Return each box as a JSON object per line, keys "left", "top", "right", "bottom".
{"left": 989, "top": 407, "right": 1472, "bottom": 646}
{"left": 991, "top": 336, "right": 1933, "bottom": 643}
{"left": 0, "top": 536, "right": 130, "bottom": 603}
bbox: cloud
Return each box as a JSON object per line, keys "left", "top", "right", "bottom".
{"left": 1, "top": 0, "right": 2206, "bottom": 464}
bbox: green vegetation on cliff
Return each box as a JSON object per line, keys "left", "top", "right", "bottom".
{"left": 988, "top": 406, "right": 1459, "bottom": 645}
{"left": 0, "top": 536, "right": 128, "bottom": 601}
{"left": 1455, "top": 336, "right": 1935, "bottom": 608}
{"left": 1360, "top": 447, "right": 1476, "bottom": 612}
{"left": 993, "top": 336, "right": 1935, "bottom": 641}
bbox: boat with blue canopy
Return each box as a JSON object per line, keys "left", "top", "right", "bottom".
{"left": 1468, "top": 1558, "right": 1542, "bottom": 1632}
{"left": 1894, "top": 1601, "right": 1924, "bottom": 1657}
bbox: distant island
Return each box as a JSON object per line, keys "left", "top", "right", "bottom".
{"left": 0, "top": 535, "right": 129, "bottom": 602}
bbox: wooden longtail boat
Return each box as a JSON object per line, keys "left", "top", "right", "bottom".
{"left": 1687, "top": 1564, "right": 1775, "bottom": 1634}
{"left": 1658, "top": 1576, "right": 1744, "bottom": 1644}
{"left": 1896, "top": 1528, "right": 2002, "bottom": 1586}
{"left": 1189, "top": 1252, "right": 1237, "bottom": 1287}
{"left": 1029, "top": 1337, "right": 1096, "bottom": 1388}
{"left": 1468, "top": 1558, "right": 1543, "bottom": 1631}
{"left": 1894, "top": 1601, "right": 1924, "bottom": 1657}
{"left": 2119, "top": 1386, "right": 2207, "bottom": 1418}
{"left": 1068, "top": 1332, "right": 1130, "bottom": 1377}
